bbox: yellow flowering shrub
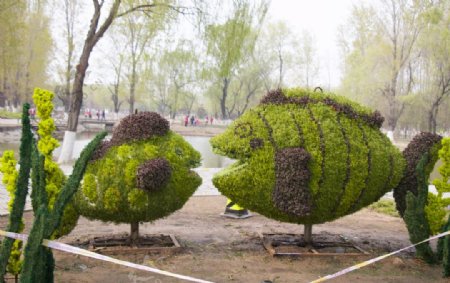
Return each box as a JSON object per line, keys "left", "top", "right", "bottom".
{"left": 32, "top": 88, "right": 78, "bottom": 238}
{"left": 0, "top": 151, "right": 23, "bottom": 276}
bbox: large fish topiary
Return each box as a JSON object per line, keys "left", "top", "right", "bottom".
{"left": 73, "top": 112, "right": 202, "bottom": 242}
{"left": 210, "top": 88, "right": 441, "bottom": 235}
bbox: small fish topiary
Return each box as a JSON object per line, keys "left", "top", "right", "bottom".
{"left": 73, "top": 112, "right": 202, "bottom": 243}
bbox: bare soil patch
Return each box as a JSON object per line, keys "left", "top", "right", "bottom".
{"left": 1, "top": 196, "right": 446, "bottom": 283}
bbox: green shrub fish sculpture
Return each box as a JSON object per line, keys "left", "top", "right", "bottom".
{"left": 74, "top": 112, "right": 202, "bottom": 242}
{"left": 211, "top": 88, "right": 410, "bottom": 225}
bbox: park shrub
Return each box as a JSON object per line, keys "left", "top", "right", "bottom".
{"left": 403, "top": 153, "right": 438, "bottom": 263}
{"left": 393, "top": 132, "right": 442, "bottom": 217}
{"left": 0, "top": 110, "right": 21, "bottom": 119}
{"left": 0, "top": 104, "right": 33, "bottom": 281}
{"left": 0, "top": 90, "right": 107, "bottom": 282}
{"left": 73, "top": 112, "right": 201, "bottom": 238}
{"left": 432, "top": 138, "right": 450, "bottom": 277}
{"left": 427, "top": 138, "right": 450, "bottom": 234}
{"left": 211, "top": 88, "right": 404, "bottom": 225}
{"left": 0, "top": 152, "right": 23, "bottom": 278}
{"left": 0, "top": 98, "right": 106, "bottom": 282}
{"left": 32, "top": 88, "right": 79, "bottom": 238}
{"left": 398, "top": 136, "right": 450, "bottom": 268}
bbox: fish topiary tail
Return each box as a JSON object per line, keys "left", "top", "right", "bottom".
{"left": 393, "top": 132, "right": 442, "bottom": 217}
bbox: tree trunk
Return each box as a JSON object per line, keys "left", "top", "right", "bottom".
{"left": 68, "top": 53, "right": 90, "bottom": 131}
{"left": 220, "top": 78, "right": 229, "bottom": 119}
{"left": 129, "top": 70, "right": 136, "bottom": 114}
{"left": 130, "top": 222, "right": 139, "bottom": 245}
{"left": 278, "top": 49, "right": 283, "bottom": 89}
{"left": 59, "top": 0, "right": 121, "bottom": 163}
{"left": 304, "top": 224, "right": 313, "bottom": 246}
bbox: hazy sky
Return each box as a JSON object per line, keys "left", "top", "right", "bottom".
{"left": 267, "top": 0, "right": 356, "bottom": 88}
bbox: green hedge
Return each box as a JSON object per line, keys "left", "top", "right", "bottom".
{"left": 394, "top": 132, "right": 442, "bottom": 217}
{"left": 211, "top": 88, "right": 404, "bottom": 224}
{"left": 74, "top": 113, "right": 201, "bottom": 224}
{"left": 0, "top": 104, "right": 33, "bottom": 281}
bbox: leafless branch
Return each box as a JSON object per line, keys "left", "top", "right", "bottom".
{"left": 117, "top": 3, "right": 194, "bottom": 18}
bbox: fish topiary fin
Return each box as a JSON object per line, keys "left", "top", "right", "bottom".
{"left": 272, "top": 147, "right": 312, "bottom": 217}
{"left": 260, "top": 88, "right": 384, "bottom": 128}
{"left": 393, "top": 132, "right": 442, "bottom": 217}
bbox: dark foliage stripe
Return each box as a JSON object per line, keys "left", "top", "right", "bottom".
{"left": 257, "top": 111, "right": 278, "bottom": 150}
{"left": 331, "top": 114, "right": 351, "bottom": 216}
{"left": 260, "top": 89, "right": 384, "bottom": 128}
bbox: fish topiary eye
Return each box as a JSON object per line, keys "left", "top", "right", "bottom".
{"left": 250, "top": 138, "right": 264, "bottom": 149}
{"left": 234, "top": 122, "right": 253, "bottom": 138}
{"left": 175, "top": 147, "right": 183, "bottom": 156}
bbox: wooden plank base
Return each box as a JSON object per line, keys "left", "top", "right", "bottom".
{"left": 85, "top": 233, "right": 182, "bottom": 256}
{"left": 260, "top": 233, "right": 369, "bottom": 257}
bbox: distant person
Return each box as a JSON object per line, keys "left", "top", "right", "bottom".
{"left": 210, "top": 116, "right": 214, "bottom": 125}
{"left": 190, "top": 115, "right": 195, "bottom": 126}
{"left": 195, "top": 117, "right": 199, "bottom": 126}
{"left": 184, "top": 115, "right": 189, "bottom": 127}
{"left": 96, "top": 110, "right": 100, "bottom": 120}
{"left": 88, "top": 109, "right": 92, "bottom": 119}
{"left": 205, "top": 116, "right": 209, "bottom": 126}
{"left": 28, "top": 108, "right": 35, "bottom": 119}
{"left": 102, "top": 109, "right": 105, "bottom": 120}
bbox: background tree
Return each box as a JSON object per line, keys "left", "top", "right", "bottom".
{"left": 160, "top": 41, "right": 200, "bottom": 119}
{"left": 0, "top": 1, "right": 52, "bottom": 108}
{"left": 254, "top": 21, "right": 297, "bottom": 92}
{"left": 415, "top": 2, "right": 450, "bottom": 133}
{"left": 108, "top": 52, "right": 126, "bottom": 115}
{"left": 59, "top": 0, "right": 195, "bottom": 163}
{"left": 296, "top": 30, "right": 320, "bottom": 89}
{"left": 52, "top": 0, "right": 82, "bottom": 111}
{"left": 339, "top": 0, "right": 428, "bottom": 135}
{"left": 116, "top": 1, "right": 171, "bottom": 114}
{"left": 204, "top": 0, "right": 268, "bottom": 119}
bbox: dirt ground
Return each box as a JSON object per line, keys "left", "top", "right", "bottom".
{"left": 1, "top": 196, "right": 447, "bottom": 283}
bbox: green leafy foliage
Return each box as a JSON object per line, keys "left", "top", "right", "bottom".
{"left": 74, "top": 113, "right": 201, "bottom": 226}
{"left": 438, "top": 217, "right": 450, "bottom": 277}
{"left": 0, "top": 104, "right": 32, "bottom": 281}
{"left": 0, "top": 151, "right": 23, "bottom": 276}
{"left": 0, "top": 110, "right": 21, "bottom": 119}
{"left": 403, "top": 153, "right": 437, "bottom": 264}
{"left": 368, "top": 199, "right": 399, "bottom": 217}
{"left": 394, "top": 132, "right": 442, "bottom": 217}
{"left": 20, "top": 131, "right": 107, "bottom": 283}
{"left": 211, "top": 88, "right": 404, "bottom": 224}
{"left": 431, "top": 138, "right": 450, "bottom": 277}
{"left": 0, "top": 89, "right": 106, "bottom": 282}
{"left": 32, "top": 88, "right": 79, "bottom": 238}
{"left": 426, "top": 138, "right": 450, "bottom": 234}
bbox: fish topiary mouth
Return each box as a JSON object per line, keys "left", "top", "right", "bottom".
{"left": 220, "top": 159, "right": 248, "bottom": 175}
